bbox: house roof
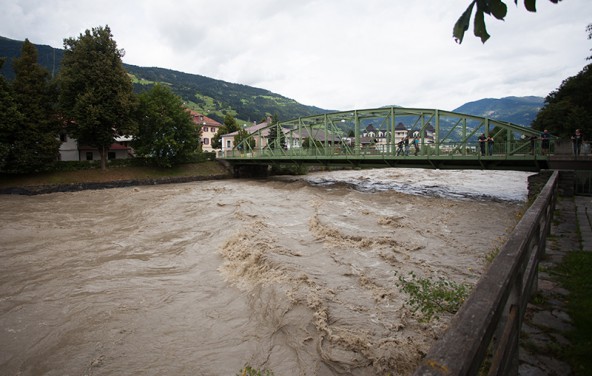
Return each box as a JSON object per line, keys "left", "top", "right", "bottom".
{"left": 295, "top": 128, "right": 341, "bottom": 142}
{"left": 222, "top": 119, "right": 272, "bottom": 138}
{"left": 188, "top": 110, "right": 221, "bottom": 127}
{"left": 395, "top": 122, "right": 407, "bottom": 130}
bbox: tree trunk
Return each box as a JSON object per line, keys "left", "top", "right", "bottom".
{"left": 100, "top": 146, "right": 107, "bottom": 170}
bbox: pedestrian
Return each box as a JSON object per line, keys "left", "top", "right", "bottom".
{"left": 404, "top": 136, "right": 410, "bottom": 156}
{"left": 571, "top": 129, "right": 584, "bottom": 157}
{"left": 487, "top": 135, "right": 494, "bottom": 156}
{"left": 413, "top": 137, "right": 420, "bottom": 156}
{"left": 396, "top": 139, "right": 404, "bottom": 156}
{"left": 529, "top": 134, "right": 538, "bottom": 155}
{"left": 478, "top": 133, "right": 486, "bottom": 156}
{"left": 540, "top": 129, "right": 550, "bottom": 155}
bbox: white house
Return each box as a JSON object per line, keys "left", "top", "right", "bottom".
{"left": 58, "top": 133, "right": 79, "bottom": 161}
{"left": 58, "top": 133, "right": 133, "bottom": 161}
{"left": 220, "top": 117, "right": 274, "bottom": 156}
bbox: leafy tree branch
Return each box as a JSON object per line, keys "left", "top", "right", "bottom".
{"left": 454, "top": 0, "right": 562, "bottom": 44}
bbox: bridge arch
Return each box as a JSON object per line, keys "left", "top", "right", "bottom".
{"left": 222, "top": 106, "right": 552, "bottom": 171}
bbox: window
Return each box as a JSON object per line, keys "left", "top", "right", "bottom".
{"left": 226, "top": 140, "right": 231, "bottom": 148}
{"left": 59, "top": 133, "right": 67, "bottom": 142}
{"left": 86, "top": 152, "right": 93, "bottom": 161}
{"left": 203, "top": 127, "right": 208, "bottom": 132}
{"left": 203, "top": 138, "right": 209, "bottom": 145}
{"left": 108, "top": 152, "right": 116, "bottom": 160}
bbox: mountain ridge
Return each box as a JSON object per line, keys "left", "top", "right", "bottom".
{"left": 1, "top": 36, "right": 542, "bottom": 126}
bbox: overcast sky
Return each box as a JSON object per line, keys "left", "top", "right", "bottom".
{"left": 2, "top": 0, "right": 590, "bottom": 111}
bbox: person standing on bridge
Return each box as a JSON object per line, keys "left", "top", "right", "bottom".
{"left": 528, "top": 134, "right": 538, "bottom": 155}
{"left": 541, "top": 129, "right": 550, "bottom": 156}
{"left": 404, "top": 136, "right": 410, "bottom": 156}
{"left": 478, "top": 134, "right": 486, "bottom": 156}
{"left": 413, "top": 136, "right": 420, "bottom": 156}
{"left": 571, "top": 129, "right": 584, "bottom": 157}
{"left": 396, "top": 139, "right": 404, "bottom": 156}
{"left": 487, "top": 135, "right": 494, "bottom": 156}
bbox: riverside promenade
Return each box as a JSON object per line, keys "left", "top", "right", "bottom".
{"left": 518, "top": 195, "right": 592, "bottom": 375}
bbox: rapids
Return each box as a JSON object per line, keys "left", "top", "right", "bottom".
{"left": 0, "top": 169, "right": 531, "bottom": 375}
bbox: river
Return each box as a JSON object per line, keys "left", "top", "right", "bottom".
{"left": 0, "top": 168, "right": 532, "bottom": 375}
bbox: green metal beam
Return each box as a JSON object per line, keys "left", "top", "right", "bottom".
{"left": 227, "top": 106, "right": 552, "bottom": 169}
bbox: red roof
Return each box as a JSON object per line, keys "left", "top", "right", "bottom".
{"left": 188, "top": 110, "right": 221, "bottom": 127}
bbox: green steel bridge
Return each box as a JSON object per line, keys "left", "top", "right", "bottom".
{"left": 221, "top": 107, "right": 556, "bottom": 173}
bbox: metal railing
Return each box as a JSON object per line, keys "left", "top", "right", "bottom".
{"left": 414, "top": 171, "right": 559, "bottom": 376}
{"left": 221, "top": 141, "right": 551, "bottom": 159}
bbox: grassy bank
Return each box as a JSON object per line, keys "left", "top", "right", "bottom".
{"left": 558, "top": 250, "right": 592, "bottom": 375}
{"left": 0, "top": 161, "right": 231, "bottom": 189}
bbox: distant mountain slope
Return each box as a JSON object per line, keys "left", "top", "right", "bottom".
{"left": 1, "top": 36, "right": 543, "bottom": 127}
{"left": 452, "top": 96, "right": 544, "bottom": 127}
{"left": 0, "top": 36, "right": 329, "bottom": 123}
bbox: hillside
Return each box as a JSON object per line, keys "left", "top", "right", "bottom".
{"left": 453, "top": 96, "right": 544, "bottom": 127}
{"left": 1, "top": 36, "right": 542, "bottom": 127}
{"left": 0, "top": 36, "right": 329, "bottom": 124}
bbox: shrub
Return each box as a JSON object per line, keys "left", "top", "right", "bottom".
{"left": 238, "top": 366, "right": 274, "bottom": 376}
{"left": 396, "top": 271, "right": 470, "bottom": 322}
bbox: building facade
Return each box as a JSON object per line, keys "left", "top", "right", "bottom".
{"left": 188, "top": 110, "right": 222, "bottom": 153}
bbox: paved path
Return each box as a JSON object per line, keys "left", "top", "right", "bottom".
{"left": 518, "top": 195, "right": 591, "bottom": 375}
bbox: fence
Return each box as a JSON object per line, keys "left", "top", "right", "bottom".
{"left": 414, "top": 171, "right": 559, "bottom": 375}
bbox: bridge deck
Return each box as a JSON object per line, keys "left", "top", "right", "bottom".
{"left": 221, "top": 106, "right": 590, "bottom": 172}
{"left": 221, "top": 151, "right": 555, "bottom": 171}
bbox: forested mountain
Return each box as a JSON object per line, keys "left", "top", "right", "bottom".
{"left": 452, "top": 96, "right": 544, "bottom": 126}
{"left": 0, "top": 36, "right": 329, "bottom": 124}
{"left": 1, "top": 36, "right": 542, "bottom": 127}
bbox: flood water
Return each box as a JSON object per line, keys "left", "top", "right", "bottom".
{"left": 0, "top": 169, "right": 532, "bottom": 375}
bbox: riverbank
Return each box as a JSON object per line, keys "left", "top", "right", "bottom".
{"left": 0, "top": 161, "right": 233, "bottom": 195}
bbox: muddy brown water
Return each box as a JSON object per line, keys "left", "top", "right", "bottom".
{"left": 0, "top": 175, "right": 525, "bottom": 375}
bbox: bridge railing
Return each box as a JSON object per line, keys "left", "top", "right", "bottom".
{"left": 413, "top": 170, "right": 559, "bottom": 376}
{"left": 221, "top": 140, "right": 554, "bottom": 159}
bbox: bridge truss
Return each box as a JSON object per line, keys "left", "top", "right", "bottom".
{"left": 222, "top": 107, "right": 552, "bottom": 171}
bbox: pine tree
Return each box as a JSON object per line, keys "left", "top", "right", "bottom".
{"left": 58, "top": 25, "right": 137, "bottom": 170}
{"left": 223, "top": 114, "right": 239, "bottom": 133}
{"left": 267, "top": 113, "right": 285, "bottom": 150}
{"left": 0, "top": 59, "right": 23, "bottom": 171}
{"left": 6, "top": 40, "right": 60, "bottom": 173}
{"left": 212, "top": 114, "right": 239, "bottom": 149}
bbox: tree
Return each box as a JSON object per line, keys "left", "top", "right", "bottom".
{"left": 531, "top": 63, "right": 592, "bottom": 138}
{"left": 531, "top": 23, "right": 592, "bottom": 138}
{"left": 212, "top": 113, "right": 240, "bottom": 149}
{"left": 454, "top": 0, "right": 562, "bottom": 44}
{"left": 0, "top": 59, "right": 23, "bottom": 171}
{"left": 223, "top": 113, "right": 240, "bottom": 133}
{"left": 133, "top": 84, "right": 201, "bottom": 167}
{"left": 234, "top": 128, "right": 255, "bottom": 152}
{"left": 211, "top": 127, "right": 226, "bottom": 150}
{"left": 58, "top": 25, "right": 137, "bottom": 170}
{"left": 302, "top": 137, "right": 323, "bottom": 149}
{"left": 267, "top": 114, "right": 286, "bottom": 150}
{"left": 3, "top": 40, "right": 60, "bottom": 173}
